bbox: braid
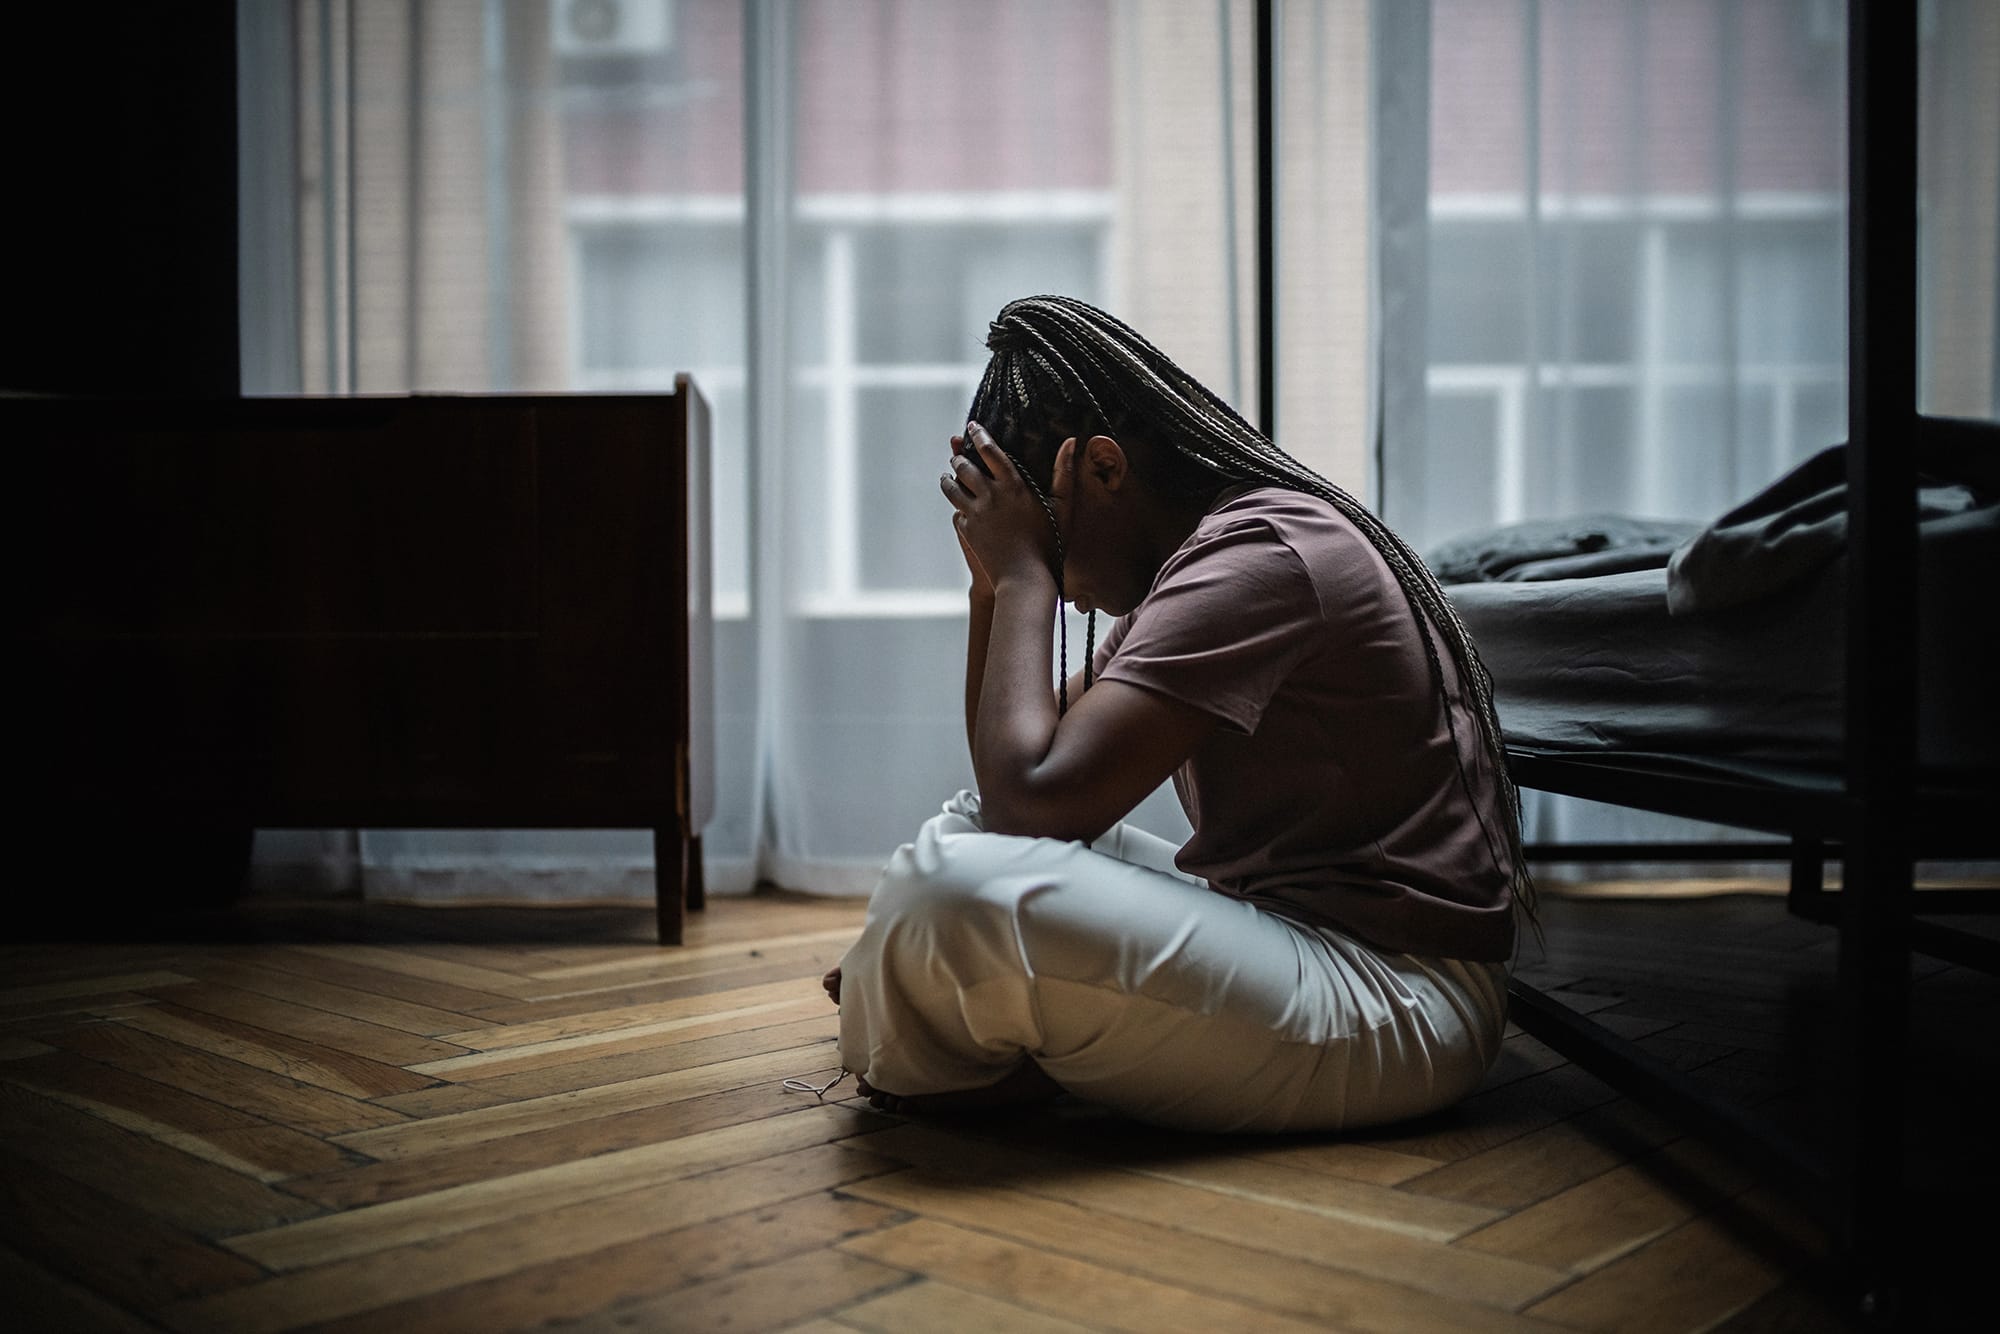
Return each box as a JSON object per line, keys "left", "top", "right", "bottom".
{"left": 975, "top": 347, "right": 1078, "bottom": 713}
{"left": 967, "top": 295, "right": 1538, "bottom": 933}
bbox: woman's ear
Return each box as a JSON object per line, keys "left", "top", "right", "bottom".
{"left": 1083, "top": 435, "right": 1129, "bottom": 492}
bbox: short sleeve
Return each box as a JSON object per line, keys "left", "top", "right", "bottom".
{"left": 1091, "top": 612, "right": 1133, "bottom": 677}
{"left": 1094, "top": 518, "right": 1325, "bottom": 733}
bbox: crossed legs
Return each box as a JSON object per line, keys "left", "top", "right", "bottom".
{"left": 822, "top": 962, "right": 1063, "bottom": 1113}
{"left": 826, "top": 791, "right": 1508, "bottom": 1133}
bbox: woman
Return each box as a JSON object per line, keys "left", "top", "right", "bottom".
{"left": 823, "top": 295, "right": 1533, "bottom": 1132}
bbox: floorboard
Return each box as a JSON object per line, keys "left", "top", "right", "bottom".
{"left": 2, "top": 887, "right": 1992, "bottom": 1332}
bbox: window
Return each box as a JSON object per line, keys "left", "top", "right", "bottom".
{"left": 1425, "top": 195, "right": 1846, "bottom": 524}
{"left": 571, "top": 193, "right": 1109, "bottom": 616}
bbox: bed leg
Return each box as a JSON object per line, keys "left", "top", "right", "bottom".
{"left": 1787, "top": 834, "right": 1826, "bottom": 918}
{"left": 1833, "top": 829, "right": 1916, "bottom": 1327}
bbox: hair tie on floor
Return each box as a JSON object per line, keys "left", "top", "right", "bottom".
{"left": 782, "top": 1070, "right": 849, "bottom": 1100}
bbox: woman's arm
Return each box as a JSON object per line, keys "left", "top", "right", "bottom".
{"left": 972, "top": 562, "right": 1066, "bottom": 818}
{"left": 954, "top": 430, "right": 1081, "bottom": 760}
{"left": 946, "top": 426, "right": 1213, "bottom": 842}
{"left": 964, "top": 586, "right": 994, "bottom": 757}
{"left": 953, "top": 429, "right": 999, "bottom": 757}
{"left": 973, "top": 566, "right": 1210, "bottom": 841}
{"left": 964, "top": 592, "right": 1094, "bottom": 764}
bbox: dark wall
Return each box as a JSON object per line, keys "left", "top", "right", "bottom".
{"left": 2, "top": 4, "right": 239, "bottom": 397}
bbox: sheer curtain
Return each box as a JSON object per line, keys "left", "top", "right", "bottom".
{"left": 1392, "top": 0, "right": 1851, "bottom": 547}
{"left": 241, "top": 0, "right": 1377, "bottom": 901}
{"left": 1376, "top": 0, "right": 1998, "bottom": 873}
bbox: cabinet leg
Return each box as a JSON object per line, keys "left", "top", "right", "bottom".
{"left": 653, "top": 826, "right": 687, "bottom": 946}
{"left": 686, "top": 833, "right": 706, "bottom": 912}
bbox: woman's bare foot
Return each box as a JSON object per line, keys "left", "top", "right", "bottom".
{"left": 822, "top": 966, "right": 841, "bottom": 1005}
{"left": 853, "top": 1060, "right": 1063, "bottom": 1116}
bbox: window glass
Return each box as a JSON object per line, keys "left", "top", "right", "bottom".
{"left": 1737, "top": 218, "right": 1845, "bottom": 366}
{"left": 1422, "top": 389, "right": 1503, "bottom": 540}
{"left": 1795, "top": 380, "right": 1848, "bottom": 457}
{"left": 853, "top": 225, "right": 1101, "bottom": 365}
{"left": 1425, "top": 208, "right": 1845, "bottom": 529}
{"left": 1541, "top": 384, "right": 1637, "bottom": 514}
{"left": 1659, "top": 223, "right": 1726, "bottom": 367}
{"left": 1663, "top": 217, "right": 1844, "bottom": 367}
{"left": 1538, "top": 222, "right": 1639, "bottom": 364}
{"left": 577, "top": 225, "right": 744, "bottom": 374}
{"left": 856, "top": 383, "right": 983, "bottom": 591}
{"left": 1427, "top": 219, "right": 1530, "bottom": 364}
{"left": 789, "top": 231, "right": 829, "bottom": 367}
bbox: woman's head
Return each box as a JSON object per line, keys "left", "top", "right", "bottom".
{"left": 968, "top": 295, "right": 1249, "bottom": 501}
{"left": 966, "top": 296, "right": 1271, "bottom": 617}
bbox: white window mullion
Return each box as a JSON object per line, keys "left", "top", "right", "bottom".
{"left": 1497, "top": 370, "right": 1527, "bottom": 523}
{"left": 1772, "top": 372, "right": 1798, "bottom": 481}
{"left": 1637, "top": 220, "right": 1670, "bottom": 507}
{"left": 825, "top": 227, "right": 860, "bottom": 601}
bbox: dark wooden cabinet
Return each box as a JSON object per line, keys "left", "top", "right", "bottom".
{"left": 9, "top": 383, "right": 714, "bottom": 943}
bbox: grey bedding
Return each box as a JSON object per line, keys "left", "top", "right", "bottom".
{"left": 1438, "top": 438, "right": 1999, "bottom": 774}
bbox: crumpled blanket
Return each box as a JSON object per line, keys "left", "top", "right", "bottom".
{"left": 1665, "top": 417, "right": 2000, "bottom": 615}
{"left": 1427, "top": 514, "right": 1704, "bottom": 586}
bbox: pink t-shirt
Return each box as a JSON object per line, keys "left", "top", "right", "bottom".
{"left": 1092, "top": 485, "right": 1517, "bottom": 962}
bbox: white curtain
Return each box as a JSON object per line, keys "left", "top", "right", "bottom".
{"left": 242, "top": 0, "right": 1377, "bottom": 901}
{"left": 1375, "top": 0, "right": 1998, "bottom": 873}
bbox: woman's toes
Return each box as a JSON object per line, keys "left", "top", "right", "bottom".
{"left": 854, "top": 1074, "right": 896, "bottom": 1111}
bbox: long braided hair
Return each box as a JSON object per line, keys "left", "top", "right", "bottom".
{"left": 967, "top": 294, "right": 1538, "bottom": 932}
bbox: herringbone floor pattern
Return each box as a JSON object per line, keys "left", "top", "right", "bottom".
{"left": 1, "top": 887, "right": 1992, "bottom": 1332}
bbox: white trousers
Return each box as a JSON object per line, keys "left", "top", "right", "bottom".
{"left": 836, "top": 791, "right": 1510, "bottom": 1133}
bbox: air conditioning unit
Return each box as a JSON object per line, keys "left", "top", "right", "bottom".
{"left": 552, "top": 0, "right": 674, "bottom": 57}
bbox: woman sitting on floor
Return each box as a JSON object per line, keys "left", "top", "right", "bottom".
{"left": 823, "top": 294, "right": 1534, "bottom": 1132}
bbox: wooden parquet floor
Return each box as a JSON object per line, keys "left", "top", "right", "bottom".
{"left": 1, "top": 888, "right": 1993, "bottom": 1333}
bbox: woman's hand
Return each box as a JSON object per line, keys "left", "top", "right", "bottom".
{"left": 941, "top": 422, "right": 1065, "bottom": 592}
{"left": 947, "top": 431, "right": 995, "bottom": 600}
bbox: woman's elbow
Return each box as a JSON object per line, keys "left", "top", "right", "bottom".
{"left": 977, "top": 784, "right": 1105, "bottom": 844}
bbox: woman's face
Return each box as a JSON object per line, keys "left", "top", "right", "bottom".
{"left": 1052, "top": 436, "right": 1160, "bottom": 618}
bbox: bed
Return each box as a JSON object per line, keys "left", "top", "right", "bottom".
{"left": 1441, "top": 428, "right": 2000, "bottom": 777}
